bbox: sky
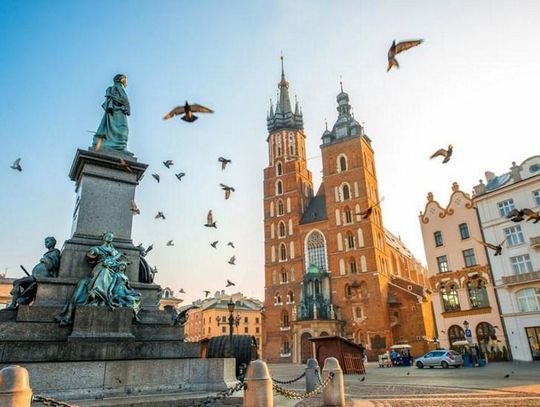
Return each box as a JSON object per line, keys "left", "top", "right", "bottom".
{"left": 1, "top": 1, "right": 539, "bottom": 304}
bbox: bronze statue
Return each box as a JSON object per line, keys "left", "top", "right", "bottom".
{"left": 7, "top": 236, "right": 60, "bottom": 309}
{"left": 56, "top": 232, "right": 141, "bottom": 326}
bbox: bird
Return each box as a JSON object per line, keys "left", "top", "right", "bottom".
{"left": 179, "top": 288, "right": 186, "bottom": 294}
{"left": 523, "top": 208, "right": 540, "bottom": 223}
{"left": 211, "top": 241, "right": 219, "bottom": 248}
{"left": 504, "top": 374, "right": 510, "bottom": 378}
{"left": 163, "top": 101, "right": 214, "bottom": 122}
{"left": 204, "top": 290, "right": 211, "bottom": 298}
{"left": 10, "top": 158, "right": 22, "bottom": 172}
{"left": 506, "top": 209, "right": 525, "bottom": 222}
{"left": 220, "top": 183, "right": 235, "bottom": 200}
{"left": 440, "top": 330, "right": 446, "bottom": 334}
{"left": 475, "top": 238, "right": 506, "bottom": 256}
{"left": 204, "top": 210, "right": 217, "bottom": 228}
{"left": 218, "top": 157, "right": 232, "bottom": 171}
{"left": 152, "top": 173, "right": 160, "bottom": 183}
{"left": 119, "top": 159, "right": 133, "bottom": 173}
{"left": 360, "top": 376, "right": 366, "bottom": 382}
{"left": 226, "top": 279, "right": 235, "bottom": 287}
{"left": 387, "top": 39, "right": 424, "bottom": 71}
{"left": 357, "top": 197, "right": 385, "bottom": 219}
{"left": 430, "top": 145, "right": 453, "bottom": 164}
{"left": 130, "top": 200, "right": 140, "bottom": 215}
{"left": 166, "top": 240, "right": 174, "bottom": 246}
{"left": 228, "top": 256, "right": 236, "bottom": 265}
{"left": 175, "top": 172, "right": 186, "bottom": 181}
{"left": 227, "top": 242, "right": 235, "bottom": 248}
{"left": 406, "top": 372, "right": 410, "bottom": 376}
{"left": 155, "top": 211, "right": 166, "bottom": 220}
{"left": 163, "top": 160, "right": 174, "bottom": 168}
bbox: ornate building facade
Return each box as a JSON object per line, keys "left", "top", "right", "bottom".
{"left": 262, "top": 60, "right": 435, "bottom": 363}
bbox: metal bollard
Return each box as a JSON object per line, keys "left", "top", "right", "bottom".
{"left": 305, "top": 358, "right": 320, "bottom": 393}
{"left": 0, "top": 365, "right": 33, "bottom": 407}
{"left": 322, "top": 357, "right": 345, "bottom": 407}
{"left": 243, "top": 359, "right": 273, "bottom": 407}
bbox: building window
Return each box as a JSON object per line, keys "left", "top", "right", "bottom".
{"left": 510, "top": 254, "right": 534, "bottom": 275}
{"left": 345, "top": 284, "right": 352, "bottom": 298}
{"left": 497, "top": 199, "right": 515, "bottom": 217}
{"left": 467, "top": 280, "right": 489, "bottom": 308}
{"left": 306, "top": 231, "right": 327, "bottom": 272}
{"left": 287, "top": 290, "right": 294, "bottom": 303}
{"left": 344, "top": 207, "right": 352, "bottom": 224}
{"left": 349, "top": 257, "right": 357, "bottom": 274}
{"left": 277, "top": 200, "right": 284, "bottom": 216}
{"left": 463, "top": 249, "right": 477, "bottom": 267}
{"left": 504, "top": 225, "right": 525, "bottom": 246}
{"left": 279, "top": 243, "right": 287, "bottom": 261}
{"left": 448, "top": 325, "right": 466, "bottom": 347}
{"left": 437, "top": 255, "right": 449, "bottom": 273}
{"left": 342, "top": 184, "right": 351, "bottom": 200}
{"left": 275, "top": 293, "right": 282, "bottom": 304}
{"left": 534, "top": 190, "right": 540, "bottom": 206}
{"left": 256, "top": 317, "right": 260, "bottom": 324}
{"left": 516, "top": 288, "right": 540, "bottom": 312}
{"left": 338, "top": 155, "right": 347, "bottom": 172}
{"left": 256, "top": 327, "right": 260, "bottom": 333}
{"left": 282, "top": 339, "right": 290, "bottom": 355}
{"left": 281, "top": 269, "right": 288, "bottom": 283}
{"left": 289, "top": 133, "right": 295, "bottom": 156}
{"left": 222, "top": 326, "right": 226, "bottom": 333}
{"left": 459, "top": 223, "right": 470, "bottom": 240}
{"left": 441, "top": 285, "right": 460, "bottom": 312}
{"left": 276, "top": 180, "right": 283, "bottom": 195}
{"left": 276, "top": 136, "right": 282, "bottom": 157}
{"left": 276, "top": 162, "right": 283, "bottom": 176}
{"left": 434, "top": 231, "right": 443, "bottom": 247}
{"left": 281, "top": 310, "right": 289, "bottom": 328}
{"left": 244, "top": 327, "right": 249, "bottom": 333}
{"left": 353, "top": 306, "right": 363, "bottom": 320}
{"left": 278, "top": 221, "right": 286, "bottom": 238}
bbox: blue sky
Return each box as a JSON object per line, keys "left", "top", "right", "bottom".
{"left": 1, "top": 1, "right": 539, "bottom": 303}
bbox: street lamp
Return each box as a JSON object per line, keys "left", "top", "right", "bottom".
{"left": 217, "top": 297, "right": 240, "bottom": 357}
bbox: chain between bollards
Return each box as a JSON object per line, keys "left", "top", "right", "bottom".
{"left": 193, "top": 377, "right": 246, "bottom": 407}
{"left": 32, "top": 394, "right": 78, "bottom": 407}
{"left": 272, "top": 371, "right": 334, "bottom": 400}
{"left": 271, "top": 371, "right": 306, "bottom": 384}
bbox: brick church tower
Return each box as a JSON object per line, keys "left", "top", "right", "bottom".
{"left": 263, "top": 61, "right": 434, "bottom": 363}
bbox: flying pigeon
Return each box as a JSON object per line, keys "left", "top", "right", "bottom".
{"left": 130, "top": 200, "right": 140, "bottom": 215}
{"left": 220, "top": 183, "right": 235, "bottom": 200}
{"left": 179, "top": 288, "right": 186, "bottom": 294}
{"left": 475, "top": 238, "right": 506, "bottom": 256}
{"left": 211, "top": 241, "right": 219, "bottom": 248}
{"left": 163, "top": 160, "right": 174, "bottom": 168}
{"left": 226, "top": 279, "right": 235, "bottom": 287}
{"left": 506, "top": 209, "right": 525, "bottom": 222}
{"left": 218, "top": 157, "right": 232, "bottom": 171}
{"left": 430, "top": 145, "right": 453, "bottom": 164}
{"left": 357, "top": 197, "right": 385, "bottom": 220}
{"left": 228, "top": 256, "right": 236, "bottom": 265}
{"left": 523, "top": 208, "right": 540, "bottom": 224}
{"left": 204, "top": 290, "right": 211, "bottom": 298}
{"left": 360, "top": 376, "right": 366, "bottom": 382}
{"left": 387, "top": 39, "right": 424, "bottom": 72}
{"left": 166, "top": 240, "right": 174, "bottom": 246}
{"left": 155, "top": 211, "right": 166, "bottom": 220}
{"left": 119, "top": 159, "right": 133, "bottom": 173}
{"left": 163, "top": 101, "right": 214, "bottom": 123}
{"left": 227, "top": 242, "right": 235, "bottom": 248}
{"left": 10, "top": 158, "right": 22, "bottom": 172}
{"left": 152, "top": 173, "right": 160, "bottom": 183}
{"left": 175, "top": 172, "right": 186, "bottom": 181}
{"left": 204, "top": 210, "right": 217, "bottom": 228}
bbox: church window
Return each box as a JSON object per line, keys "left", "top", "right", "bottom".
{"left": 306, "top": 231, "right": 327, "bottom": 272}
{"left": 342, "top": 184, "right": 351, "bottom": 200}
{"left": 346, "top": 231, "right": 355, "bottom": 250}
{"left": 287, "top": 290, "right": 294, "bottom": 303}
{"left": 274, "top": 292, "right": 282, "bottom": 304}
{"left": 277, "top": 199, "right": 284, "bottom": 216}
{"left": 349, "top": 257, "right": 357, "bottom": 274}
{"left": 281, "top": 310, "right": 290, "bottom": 327}
{"left": 279, "top": 243, "right": 287, "bottom": 261}
{"left": 338, "top": 155, "right": 348, "bottom": 172}
{"left": 281, "top": 269, "right": 288, "bottom": 283}
{"left": 276, "top": 136, "right": 282, "bottom": 157}
{"left": 278, "top": 221, "right": 286, "bottom": 238}
{"left": 276, "top": 180, "right": 283, "bottom": 195}
{"left": 344, "top": 207, "right": 352, "bottom": 224}
{"left": 289, "top": 133, "right": 295, "bottom": 156}
{"left": 345, "top": 284, "right": 352, "bottom": 298}
{"left": 281, "top": 338, "right": 290, "bottom": 355}
{"left": 276, "top": 162, "right": 283, "bottom": 176}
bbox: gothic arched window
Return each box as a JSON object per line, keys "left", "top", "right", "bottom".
{"left": 338, "top": 155, "right": 348, "bottom": 172}
{"left": 344, "top": 206, "right": 352, "bottom": 224}
{"left": 349, "top": 257, "right": 357, "bottom": 274}
{"left": 281, "top": 310, "right": 290, "bottom": 328}
{"left": 276, "top": 180, "right": 283, "bottom": 195}
{"left": 274, "top": 292, "right": 282, "bottom": 304}
{"left": 280, "top": 269, "right": 288, "bottom": 283}
{"left": 278, "top": 221, "right": 286, "bottom": 238}
{"left": 279, "top": 243, "right": 287, "bottom": 261}
{"left": 346, "top": 231, "right": 355, "bottom": 250}
{"left": 276, "top": 162, "right": 283, "bottom": 176}
{"left": 287, "top": 290, "right": 294, "bottom": 303}
{"left": 342, "top": 184, "right": 351, "bottom": 200}
{"left": 306, "top": 231, "right": 327, "bottom": 272}
{"left": 277, "top": 199, "right": 284, "bottom": 216}
{"left": 345, "top": 284, "right": 352, "bottom": 298}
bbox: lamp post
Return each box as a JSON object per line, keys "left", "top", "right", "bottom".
{"left": 217, "top": 297, "right": 241, "bottom": 357}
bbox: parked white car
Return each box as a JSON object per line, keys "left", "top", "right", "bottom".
{"left": 414, "top": 350, "right": 463, "bottom": 369}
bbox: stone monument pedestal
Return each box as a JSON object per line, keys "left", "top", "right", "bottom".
{"left": 0, "top": 148, "right": 235, "bottom": 400}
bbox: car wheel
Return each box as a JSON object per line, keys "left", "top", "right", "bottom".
{"left": 429, "top": 366, "right": 434, "bottom": 369}
{"left": 441, "top": 361, "right": 449, "bottom": 369}
{"left": 416, "top": 361, "right": 424, "bottom": 369}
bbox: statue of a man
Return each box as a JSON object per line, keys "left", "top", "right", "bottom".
{"left": 92, "top": 74, "right": 130, "bottom": 152}
{"left": 7, "top": 236, "right": 60, "bottom": 309}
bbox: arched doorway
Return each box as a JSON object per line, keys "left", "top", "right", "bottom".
{"left": 476, "top": 322, "right": 495, "bottom": 354}
{"left": 448, "top": 325, "right": 466, "bottom": 348}
{"left": 300, "top": 332, "right": 313, "bottom": 363}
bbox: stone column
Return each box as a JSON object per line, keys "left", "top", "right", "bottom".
{"left": 0, "top": 366, "right": 32, "bottom": 407}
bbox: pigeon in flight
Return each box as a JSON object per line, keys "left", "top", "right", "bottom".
{"left": 387, "top": 39, "right": 424, "bottom": 72}
{"left": 155, "top": 211, "right": 166, "bottom": 220}
{"left": 163, "top": 101, "right": 214, "bottom": 123}
{"left": 227, "top": 242, "right": 235, "bottom": 248}
{"left": 357, "top": 197, "right": 385, "bottom": 220}
{"left": 226, "top": 280, "right": 235, "bottom": 287}
{"left": 475, "top": 238, "right": 506, "bottom": 256}
{"left": 211, "top": 241, "right": 219, "bottom": 248}
{"left": 166, "top": 240, "right": 174, "bottom": 246}
{"left": 175, "top": 172, "right": 186, "bottom": 181}
{"left": 119, "top": 159, "right": 133, "bottom": 173}
{"left": 163, "top": 160, "right": 174, "bottom": 168}
{"left": 228, "top": 256, "right": 236, "bottom": 265}
{"left": 506, "top": 209, "right": 525, "bottom": 223}
{"left": 523, "top": 208, "right": 540, "bottom": 224}
{"left": 204, "top": 290, "right": 211, "bottom": 298}
{"left": 218, "top": 157, "right": 232, "bottom": 171}
{"left": 430, "top": 145, "right": 453, "bottom": 164}
{"left": 10, "top": 158, "right": 22, "bottom": 172}
{"left": 130, "top": 200, "right": 141, "bottom": 215}
{"left": 204, "top": 210, "right": 217, "bottom": 228}
{"left": 360, "top": 376, "right": 366, "bottom": 382}
{"left": 179, "top": 288, "right": 186, "bottom": 294}
{"left": 220, "top": 183, "right": 235, "bottom": 200}
{"left": 152, "top": 173, "right": 160, "bottom": 183}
